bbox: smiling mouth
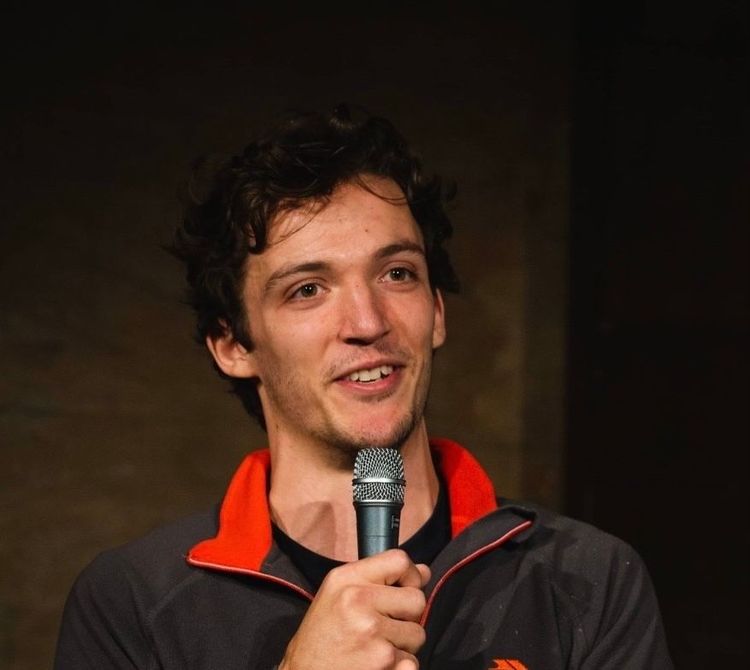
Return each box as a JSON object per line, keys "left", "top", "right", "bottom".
{"left": 346, "top": 364, "right": 395, "bottom": 383}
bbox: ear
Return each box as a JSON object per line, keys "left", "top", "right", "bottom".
{"left": 432, "top": 289, "right": 447, "bottom": 350}
{"left": 205, "top": 325, "right": 258, "bottom": 379}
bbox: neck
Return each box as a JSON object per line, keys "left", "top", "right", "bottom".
{"left": 267, "top": 422, "right": 439, "bottom": 562}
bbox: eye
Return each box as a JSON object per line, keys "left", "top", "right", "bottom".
{"left": 385, "top": 267, "right": 414, "bottom": 282}
{"left": 292, "top": 283, "right": 320, "bottom": 299}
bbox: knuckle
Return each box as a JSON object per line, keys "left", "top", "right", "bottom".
{"left": 323, "top": 562, "right": 352, "bottom": 588}
{"left": 402, "top": 587, "right": 426, "bottom": 615}
{"left": 398, "top": 621, "right": 426, "bottom": 654}
{"left": 410, "top": 586, "right": 426, "bottom": 608}
{"left": 411, "top": 622, "right": 427, "bottom": 648}
{"left": 354, "top": 613, "right": 379, "bottom": 639}
{"left": 340, "top": 583, "right": 371, "bottom": 610}
{"left": 371, "top": 640, "right": 398, "bottom": 668}
{"left": 390, "top": 549, "right": 411, "bottom": 569}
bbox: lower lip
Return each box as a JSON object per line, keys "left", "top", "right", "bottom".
{"left": 335, "top": 367, "right": 402, "bottom": 395}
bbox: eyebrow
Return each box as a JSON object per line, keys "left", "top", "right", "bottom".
{"left": 264, "top": 261, "right": 329, "bottom": 294}
{"left": 374, "top": 240, "right": 426, "bottom": 260}
{"left": 263, "top": 240, "right": 426, "bottom": 294}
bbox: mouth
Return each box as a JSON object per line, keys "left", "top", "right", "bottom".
{"left": 344, "top": 364, "right": 395, "bottom": 383}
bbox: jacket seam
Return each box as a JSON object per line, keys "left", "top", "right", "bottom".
{"left": 146, "top": 567, "right": 211, "bottom": 632}
{"left": 105, "top": 551, "right": 199, "bottom": 670}
{"left": 548, "top": 571, "right": 592, "bottom": 656}
{"left": 186, "top": 556, "right": 315, "bottom": 601}
{"left": 420, "top": 519, "right": 533, "bottom": 626}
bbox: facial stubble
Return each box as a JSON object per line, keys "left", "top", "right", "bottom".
{"left": 261, "top": 349, "right": 435, "bottom": 471}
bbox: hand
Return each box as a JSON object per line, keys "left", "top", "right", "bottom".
{"left": 279, "top": 549, "right": 430, "bottom": 670}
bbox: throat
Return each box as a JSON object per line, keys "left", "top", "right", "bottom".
{"left": 269, "top": 473, "right": 360, "bottom": 562}
{"left": 272, "top": 476, "right": 450, "bottom": 591}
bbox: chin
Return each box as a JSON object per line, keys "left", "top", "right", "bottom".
{"left": 329, "top": 413, "right": 418, "bottom": 455}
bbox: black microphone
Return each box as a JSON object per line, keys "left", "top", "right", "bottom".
{"left": 352, "top": 448, "right": 406, "bottom": 558}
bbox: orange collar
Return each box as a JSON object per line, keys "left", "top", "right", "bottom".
{"left": 187, "top": 438, "right": 498, "bottom": 572}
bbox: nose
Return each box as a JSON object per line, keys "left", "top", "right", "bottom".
{"left": 338, "top": 282, "right": 390, "bottom": 345}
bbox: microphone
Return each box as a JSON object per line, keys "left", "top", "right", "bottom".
{"left": 352, "top": 448, "right": 406, "bottom": 558}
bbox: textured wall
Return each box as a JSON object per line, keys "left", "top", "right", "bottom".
{"left": 0, "top": 5, "right": 570, "bottom": 668}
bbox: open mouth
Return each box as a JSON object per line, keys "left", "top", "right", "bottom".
{"left": 346, "top": 364, "right": 395, "bottom": 383}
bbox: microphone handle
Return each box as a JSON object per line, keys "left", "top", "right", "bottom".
{"left": 355, "top": 501, "right": 403, "bottom": 558}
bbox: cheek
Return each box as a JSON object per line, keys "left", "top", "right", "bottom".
{"left": 282, "top": 310, "right": 337, "bottom": 349}
{"left": 256, "top": 316, "right": 330, "bottom": 374}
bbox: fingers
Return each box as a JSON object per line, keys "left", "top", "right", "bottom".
{"left": 355, "top": 642, "right": 420, "bottom": 670}
{"left": 394, "top": 655, "right": 420, "bottom": 670}
{"left": 381, "top": 617, "right": 427, "bottom": 654}
{"left": 394, "top": 559, "right": 430, "bottom": 590}
{"left": 414, "top": 563, "right": 431, "bottom": 586}
{"left": 281, "top": 550, "right": 429, "bottom": 669}
{"left": 323, "top": 551, "right": 429, "bottom": 623}
{"left": 372, "top": 585, "right": 426, "bottom": 623}
{"left": 345, "top": 549, "right": 430, "bottom": 589}
{"left": 334, "top": 579, "right": 425, "bottom": 626}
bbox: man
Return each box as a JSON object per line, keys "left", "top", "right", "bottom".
{"left": 55, "top": 106, "right": 673, "bottom": 668}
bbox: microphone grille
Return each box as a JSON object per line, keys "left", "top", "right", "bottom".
{"left": 352, "top": 448, "right": 406, "bottom": 504}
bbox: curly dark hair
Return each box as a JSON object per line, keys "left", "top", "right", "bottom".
{"left": 170, "top": 104, "right": 460, "bottom": 427}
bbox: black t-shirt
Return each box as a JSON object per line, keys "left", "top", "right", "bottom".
{"left": 272, "top": 479, "right": 451, "bottom": 591}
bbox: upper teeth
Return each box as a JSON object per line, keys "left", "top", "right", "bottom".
{"left": 348, "top": 365, "right": 394, "bottom": 382}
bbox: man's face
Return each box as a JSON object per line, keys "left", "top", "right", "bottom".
{"left": 223, "top": 177, "right": 446, "bottom": 461}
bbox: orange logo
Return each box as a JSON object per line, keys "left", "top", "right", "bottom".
{"left": 490, "top": 661, "right": 528, "bottom": 670}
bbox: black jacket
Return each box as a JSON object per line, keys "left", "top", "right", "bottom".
{"left": 55, "top": 439, "right": 673, "bottom": 669}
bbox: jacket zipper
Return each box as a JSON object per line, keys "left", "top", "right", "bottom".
{"left": 420, "top": 519, "right": 533, "bottom": 626}
{"left": 188, "top": 518, "right": 532, "bottom": 624}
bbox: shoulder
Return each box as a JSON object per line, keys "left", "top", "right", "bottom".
{"left": 502, "top": 500, "right": 644, "bottom": 578}
{"left": 56, "top": 509, "right": 220, "bottom": 668}
{"left": 503, "top": 501, "right": 671, "bottom": 660}
{"left": 493, "top": 501, "right": 654, "bottom": 618}
{"left": 75, "top": 507, "right": 219, "bottom": 608}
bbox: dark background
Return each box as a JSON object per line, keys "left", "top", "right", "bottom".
{"left": 1, "top": 2, "right": 747, "bottom": 668}
{"left": 568, "top": 2, "right": 748, "bottom": 664}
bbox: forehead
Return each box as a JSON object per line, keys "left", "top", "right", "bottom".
{"left": 250, "top": 177, "right": 424, "bottom": 276}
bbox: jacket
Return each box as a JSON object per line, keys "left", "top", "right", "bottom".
{"left": 54, "top": 439, "right": 673, "bottom": 669}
